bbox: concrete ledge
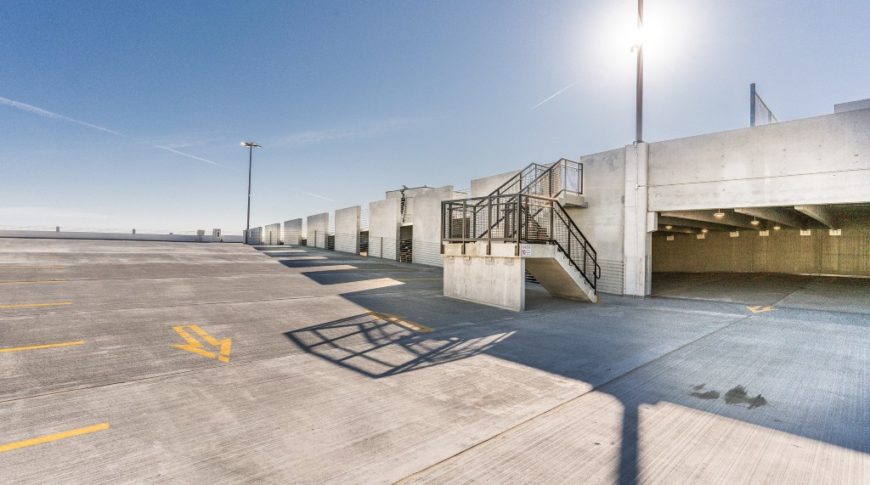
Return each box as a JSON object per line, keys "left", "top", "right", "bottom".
{"left": 0, "top": 230, "right": 242, "bottom": 243}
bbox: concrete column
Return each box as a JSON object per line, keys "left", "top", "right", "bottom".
{"left": 623, "top": 142, "right": 652, "bottom": 296}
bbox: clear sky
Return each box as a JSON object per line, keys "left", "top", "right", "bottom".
{"left": 1, "top": 0, "right": 867, "bottom": 233}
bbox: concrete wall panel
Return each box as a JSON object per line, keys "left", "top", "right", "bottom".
{"left": 283, "top": 219, "right": 302, "bottom": 245}
{"left": 247, "top": 227, "right": 263, "bottom": 245}
{"left": 566, "top": 147, "right": 627, "bottom": 294}
{"left": 648, "top": 109, "right": 870, "bottom": 211}
{"left": 334, "top": 206, "right": 361, "bottom": 254}
{"left": 470, "top": 169, "right": 519, "bottom": 197}
{"left": 263, "top": 223, "right": 281, "bottom": 245}
{"left": 443, "top": 246, "right": 525, "bottom": 311}
{"left": 368, "top": 198, "right": 401, "bottom": 260}
{"left": 410, "top": 186, "right": 457, "bottom": 267}
{"left": 306, "top": 213, "right": 329, "bottom": 248}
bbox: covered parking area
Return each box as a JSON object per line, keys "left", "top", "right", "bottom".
{"left": 651, "top": 203, "right": 870, "bottom": 312}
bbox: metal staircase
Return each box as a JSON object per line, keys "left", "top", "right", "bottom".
{"left": 442, "top": 158, "right": 600, "bottom": 299}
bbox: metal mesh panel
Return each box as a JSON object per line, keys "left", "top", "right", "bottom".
{"left": 442, "top": 193, "right": 600, "bottom": 290}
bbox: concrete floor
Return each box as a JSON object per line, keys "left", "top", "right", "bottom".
{"left": 0, "top": 239, "right": 867, "bottom": 484}
{"left": 653, "top": 272, "right": 870, "bottom": 314}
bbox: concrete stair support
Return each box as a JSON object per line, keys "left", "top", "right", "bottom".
{"left": 556, "top": 193, "right": 588, "bottom": 208}
{"left": 524, "top": 243, "right": 598, "bottom": 304}
{"left": 443, "top": 242, "right": 597, "bottom": 311}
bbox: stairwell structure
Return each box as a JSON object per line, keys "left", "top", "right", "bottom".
{"left": 441, "top": 159, "right": 600, "bottom": 311}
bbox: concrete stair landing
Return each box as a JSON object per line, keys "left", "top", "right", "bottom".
{"left": 443, "top": 242, "right": 597, "bottom": 311}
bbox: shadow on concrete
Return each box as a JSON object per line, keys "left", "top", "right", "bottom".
{"left": 272, "top": 245, "right": 869, "bottom": 483}
{"left": 285, "top": 313, "right": 511, "bottom": 378}
{"left": 652, "top": 271, "right": 870, "bottom": 314}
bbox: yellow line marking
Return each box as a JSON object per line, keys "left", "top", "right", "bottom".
{"left": 747, "top": 305, "right": 775, "bottom": 314}
{"left": 0, "top": 423, "right": 110, "bottom": 453}
{"left": 369, "top": 311, "right": 433, "bottom": 333}
{"left": 0, "top": 340, "right": 85, "bottom": 353}
{"left": 172, "top": 324, "right": 232, "bottom": 363}
{"left": 0, "top": 280, "right": 68, "bottom": 285}
{"left": 0, "top": 301, "right": 73, "bottom": 309}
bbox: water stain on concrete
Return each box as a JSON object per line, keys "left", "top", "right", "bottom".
{"left": 689, "top": 383, "right": 721, "bottom": 400}
{"left": 724, "top": 385, "right": 767, "bottom": 409}
{"left": 691, "top": 390, "right": 721, "bottom": 399}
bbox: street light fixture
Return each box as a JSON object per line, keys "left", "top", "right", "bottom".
{"left": 241, "top": 141, "right": 261, "bottom": 244}
{"left": 633, "top": 0, "right": 644, "bottom": 143}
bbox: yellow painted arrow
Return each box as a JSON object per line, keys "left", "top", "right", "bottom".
{"left": 171, "top": 325, "right": 232, "bottom": 363}
{"left": 747, "top": 305, "right": 775, "bottom": 314}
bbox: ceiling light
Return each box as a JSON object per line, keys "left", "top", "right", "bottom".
{"left": 713, "top": 209, "right": 725, "bottom": 219}
{"left": 665, "top": 225, "right": 673, "bottom": 230}
{"left": 750, "top": 218, "right": 760, "bottom": 226}
{"left": 701, "top": 228, "right": 709, "bottom": 233}
{"left": 773, "top": 225, "right": 781, "bottom": 231}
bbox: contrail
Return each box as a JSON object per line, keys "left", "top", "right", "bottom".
{"left": 530, "top": 81, "right": 578, "bottom": 111}
{"left": 0, "top": 96, "right": 219, "bottom": 165}
{"left": 303, "top": 192, "right": 335, "bottom": 202}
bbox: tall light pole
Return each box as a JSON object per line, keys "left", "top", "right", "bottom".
{"left": 241, "top": 141, "right": 261, "bottom": 244}
{"left": 634, "top": 0, "right": 644, "bottom": 143}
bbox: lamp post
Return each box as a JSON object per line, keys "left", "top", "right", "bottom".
{"left": 634, "top": 0, "right": 644, "bottom": 143}
{"left": 241, "top": 141, "right": 261, "bottom": 244}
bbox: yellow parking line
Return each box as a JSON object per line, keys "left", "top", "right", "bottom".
{"left": 0, "top": 423, "right": 110, "bottom": 453}
{"left": 0, "top": 301, "right": 73, "bottom": 309}
{"left": 0, "top": 340, "right": 85, "bottom": 353}
{"left": 369, "top": 311, "right": 433, "bottom": 333}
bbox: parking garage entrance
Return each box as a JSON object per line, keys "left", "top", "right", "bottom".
{"left": 650, "top": 203, "right": 870, "bottom": 314}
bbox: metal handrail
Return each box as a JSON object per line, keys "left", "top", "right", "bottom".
{"left": 442, "top": 193, "right": 599, "bottom": 292}
{"left": 470, "top": 158, "right": 583, "bottom": 238}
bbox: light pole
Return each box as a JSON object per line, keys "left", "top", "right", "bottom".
{"left": 241, "top": 141, "right": 261, "bottom": 244}
{"left": 634, "top": 0, "right": 644, "bottom": 143}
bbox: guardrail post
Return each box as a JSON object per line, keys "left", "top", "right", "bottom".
{"left": 549, "top": 203, "right": 554, "bottom": 242}
{"left": 516, "top": 195, "right": 522, "bottom": 255}
{"left": 487, "top": 197, "right": 492, "bottom": 255}
{"left": 461, "top": 199, "right": 467, "bottom": 255}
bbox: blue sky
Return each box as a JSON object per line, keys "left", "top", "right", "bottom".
{"left": 1, "top": 0, "right": 867, "bottom": 233}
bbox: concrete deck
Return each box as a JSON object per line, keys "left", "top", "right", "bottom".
{"left": 0, "top": 239, "right": 867, "bottom": 483}
{"left": 653, "top": 272, "right": 870, "bottom": 314}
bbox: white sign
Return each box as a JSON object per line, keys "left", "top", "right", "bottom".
{"left": 519, "top": 244, "right": 532, "bottom": 257}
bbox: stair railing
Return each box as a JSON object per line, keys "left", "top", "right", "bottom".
{"left": 442, "top": 193, "right": 600, "bottom": 292}
{"left": 472, "top": 158, "right": 583, "bottom": 240}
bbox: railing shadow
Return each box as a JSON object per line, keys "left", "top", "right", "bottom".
{"left": 285, "top": 313, "right": 513, "bottom": 379}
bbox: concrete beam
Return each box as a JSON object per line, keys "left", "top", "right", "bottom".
{"left": 657, "top": 216, "right": 740, "bottom": 232}
{"left": 656, "top": 225, "right": 696, "bottom": 234}
{"left": 659, "top": 210, "right": 758, "bottom": 230}
{"left": 794, "top": 205, "right": 839, "bottom": 228}
{"left": 734, "top": 207, "right": 805, "bottom": 228}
